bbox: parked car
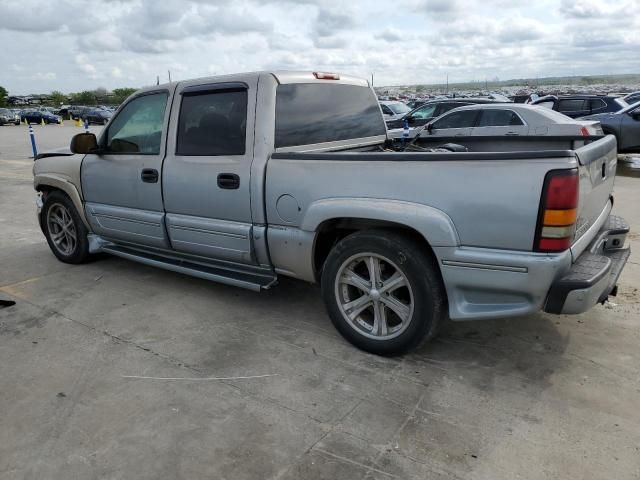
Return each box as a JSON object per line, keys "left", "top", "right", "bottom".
{"left": 386, "top": 98, "right": 507, "bottom": 130}
{"left": 531, "top": 95, "right": 628, "bottom": 118}
{"left": 623, "top": 92, "right": 640, "bottom": 105}
{"left": 379, "top": 100, "right": 411, "bottom": 121}
{"left": 580, "top": 101, "right": 640, "bottom": 152}
{"left": 0, "top": 108, "right": 20, "bottom": 125}
{"left": 68, "top": 106, "right": 92, "bottom": 120}
{"left": 20, "top": 110, "right": 62, "bottom": 124}
{"left": 388, "top": 104, "right": 603, "bottom": 140}
{"left": 83, "top": 108, "right": 113, "bottom": 125}
{"left": 32, "top": 70, "right": 629, "bottom": 355}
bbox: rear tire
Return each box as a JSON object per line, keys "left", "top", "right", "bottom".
{"left": 42, "top": 191, "right": 91, "bottom": 264}
{"left": 321, "top": 230, "right": 446, "bottom": 355}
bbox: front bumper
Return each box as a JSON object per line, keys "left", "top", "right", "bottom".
{"left": 544, "top": 215, "right": 630, "bottom": 314}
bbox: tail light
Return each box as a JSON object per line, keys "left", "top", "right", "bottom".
{"left": 580, "top": 126, "right": 590, "bottom": 137}
{"left": 534, "top": 169, "right": 579, "bottom": 252}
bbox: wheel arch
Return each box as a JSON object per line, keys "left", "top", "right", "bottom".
{"left": 35, "top": 174, "right": 90, "bottom": 229}
{"left": 303, "top": 198, "right": 459, "bottom": 281}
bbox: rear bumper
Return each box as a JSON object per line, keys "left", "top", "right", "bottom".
{"left": 544, "top": 215, "right": 630, "bottom": 314}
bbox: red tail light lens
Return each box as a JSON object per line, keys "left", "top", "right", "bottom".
{"left": 580, "top": 126, "right": 590, "bottom": 137}
{"left": 535, "top": 169, "right": 579, "bottom": 252}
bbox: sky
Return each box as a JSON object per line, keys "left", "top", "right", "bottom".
{"left": 0, "top": 0, "right": 639, "bottom": 95}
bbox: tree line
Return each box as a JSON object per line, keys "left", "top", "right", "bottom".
{"left": 0, "top": 85, "right": 138, "bottom": 107}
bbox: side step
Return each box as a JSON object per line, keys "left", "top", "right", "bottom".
{"left": 101, "top": 245, "right": 277, "bottom": 292}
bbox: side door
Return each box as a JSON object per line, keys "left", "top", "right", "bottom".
{"left": 471, "top": 109, "right": 528, "bottom": 136}
{"left": 428, "top": 109, "right": 479, "bottom": 137}
{"left": 81, "top": 89, "right": 172, "bottom": 249}
{"left": 162, "top": 79, "right": 257, "bottom": 265}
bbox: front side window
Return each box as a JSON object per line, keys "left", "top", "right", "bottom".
{"left": 177, "top": 89, "right": 247, "bottom": 156}
{"left": 477, "top": 109, "right": 524, "bottom": 127}
{"left": 411, "top": 104, "right": 437, "bottom": 119}
{"left": 381, "top": 105, "right": 393, "bottom": 115}
{"left": 106, "top": 92, "right": 168, "bottom": 154}
{"left": 432, "top": 110, "right": 478, "bottom": 129}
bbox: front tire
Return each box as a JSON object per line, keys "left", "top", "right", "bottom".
{"left": 42, "top": 191, "right": 91, "bottom": 264}
{"left": 321, "top": 230, "right": 446, "bottom": 355}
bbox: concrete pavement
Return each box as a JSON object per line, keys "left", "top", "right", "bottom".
{"left": 1, "top": 124, "right": 639, "bottom": 479}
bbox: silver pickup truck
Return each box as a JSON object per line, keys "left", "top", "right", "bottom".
{"left": 32, "top": 71, "right": 630, "bottom": 355}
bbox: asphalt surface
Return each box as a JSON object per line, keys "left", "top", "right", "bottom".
{"left": 1, "top": 124, "right": 640, "bottom": 480}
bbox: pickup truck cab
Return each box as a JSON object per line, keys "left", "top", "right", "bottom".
{"left": 33, "top": 71, "right": 630, "bottom": 355}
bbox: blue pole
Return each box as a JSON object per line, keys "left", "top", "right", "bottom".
{"left": 28, "top": 124, "right": 38, "bottom": 159}
{"left": 84, "top": 119, "right": 89, "bottom": 133}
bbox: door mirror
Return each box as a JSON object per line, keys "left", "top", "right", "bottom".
{"left": 70, "top": 133, "right": 99, "bottom": 154}
{"left": 631, "top": 111, "right": 640, "bottom": 120}
{"left": 406, "top": 116, "right": 415, "bottom": 124}
{"left": 426, "top": 123, "right": 434, "bottom": 133}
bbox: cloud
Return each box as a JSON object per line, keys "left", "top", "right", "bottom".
{"left": 0, "top": 0, "right": 639, "bottom": 94}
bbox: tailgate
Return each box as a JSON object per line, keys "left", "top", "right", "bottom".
{"left": 573, "top": 135, "right": 617, "bottom": 251}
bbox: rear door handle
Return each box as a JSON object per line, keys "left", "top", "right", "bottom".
{"left": 217, "top": 173, "right": 240, "bottom": 189}
{"left": 141, "top": 168, "right": 159, "bottom": 183}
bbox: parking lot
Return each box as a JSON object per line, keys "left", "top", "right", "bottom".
{"left": 1, "top": 124, "right": 639, "bottom": 479}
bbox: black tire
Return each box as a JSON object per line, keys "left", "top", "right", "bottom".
{"left": 321, "top": 230, "right": 446, "bottom": 355}
{"left": 41, "top": 190, "right": 91, "bottom": 264}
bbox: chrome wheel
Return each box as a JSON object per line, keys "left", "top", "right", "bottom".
{"left": 47, "top": 203, "right": 77, "bottom": 256}
{"left": 334, "top": 253, "right": 414, "bottom": 340}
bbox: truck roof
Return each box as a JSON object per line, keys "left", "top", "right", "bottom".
{"left": 142, "top": 71, "right": 369, "bottom": 93}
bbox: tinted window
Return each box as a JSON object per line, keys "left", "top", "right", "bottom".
{"left": 411, "top": 104, "right": 438, "bottom": 119}
{"left": 275, "top": 84, "right": 386, "bottom": 148}
{"left": 381, "top": 105, "right": 393, "bottom": 115}
{"left": 477, "top": 109, "right": 524, "bottom": 127}
{"left": 436, "top": 102, "right": 470, "bottom": 116}
{"left": 106, "top": 92, "right": 168, "bottom": 154}
{"left": 177, "top": 89, "right": 247, "bottom": 156}
{"left": 432, "top": 110, "right": 478, "bottom": 129}
{"left": 558, "top": 99, "right": 585, "bottom": 112}
{"left": 588, "top": 99, "right": 607, "bottom": 111}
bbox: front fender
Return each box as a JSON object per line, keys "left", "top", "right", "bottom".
{"left": 33, "top": 173, "right": 90, "bottom": 229}
{"left": 301, "top": 197, "right": 460, "bottom": 247}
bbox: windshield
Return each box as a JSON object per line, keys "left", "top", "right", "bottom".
{"left": 388, "top": 103, "right": 411, "bottom": 115}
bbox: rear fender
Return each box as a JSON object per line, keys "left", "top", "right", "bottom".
{"left": 302, "top": 197, "right": 460, "bottom": 247}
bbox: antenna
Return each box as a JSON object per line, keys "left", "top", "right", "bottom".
{"left": 156, "top": 75, "right": 160, "bottom": 86}
{"left": 168, "top": 70, "right": 172, "bottom": 82}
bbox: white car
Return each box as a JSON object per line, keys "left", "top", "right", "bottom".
{"left": 388, "top": 103, "right": 603, "bottom": 140}
{"left": 379, "top": 100, "right": 411, "bottom": 122}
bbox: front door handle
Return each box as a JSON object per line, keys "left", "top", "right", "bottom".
{"left": 141, "top": 168, "right": 159, "bottom": 183}
{"left": 217, "top": 173, "right": 240, "bottom": 190}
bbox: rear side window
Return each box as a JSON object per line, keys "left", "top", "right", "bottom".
{"left": 432, "top": 110, "right": 478, "bottom": 129}
{"left": 558, "top": 99, "right": 585, "bottom": 112}
{"left": 477, "top": 109, "right": 524, "bottom": 127}
{"left": 177, "top": 89, "right": 247, "bottom": 156}
{"left": 275, "top": 84, "right": 386, "bottom": 148}
{"left": 588, "top": 99, "right": 607, "bottom": 111}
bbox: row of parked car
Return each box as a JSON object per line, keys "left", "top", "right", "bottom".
{"left": 0, "top": 105, "right": 116, "bottom": 126}
{"left": 380, "top": 92, "right": 640, "bottom": 152}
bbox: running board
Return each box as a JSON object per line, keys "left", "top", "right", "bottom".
{"left": 101, "top": 245, "right": 277, "bottom": 292}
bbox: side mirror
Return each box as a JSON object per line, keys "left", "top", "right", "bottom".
{"left": 406, "top": 116, "right": 415, "bottom": 124}
{"left": 631, "top": 111, "right": 640, "bottom": 120}
{"left": 427, "top": 123, "right": 434, "bottom": 133}
{"left": 70, "top": 133, "right": 99, "bottom": 154}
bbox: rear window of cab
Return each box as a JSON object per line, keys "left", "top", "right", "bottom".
{"left": 275, "top": 83, "right": 386, "bottom": 148}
